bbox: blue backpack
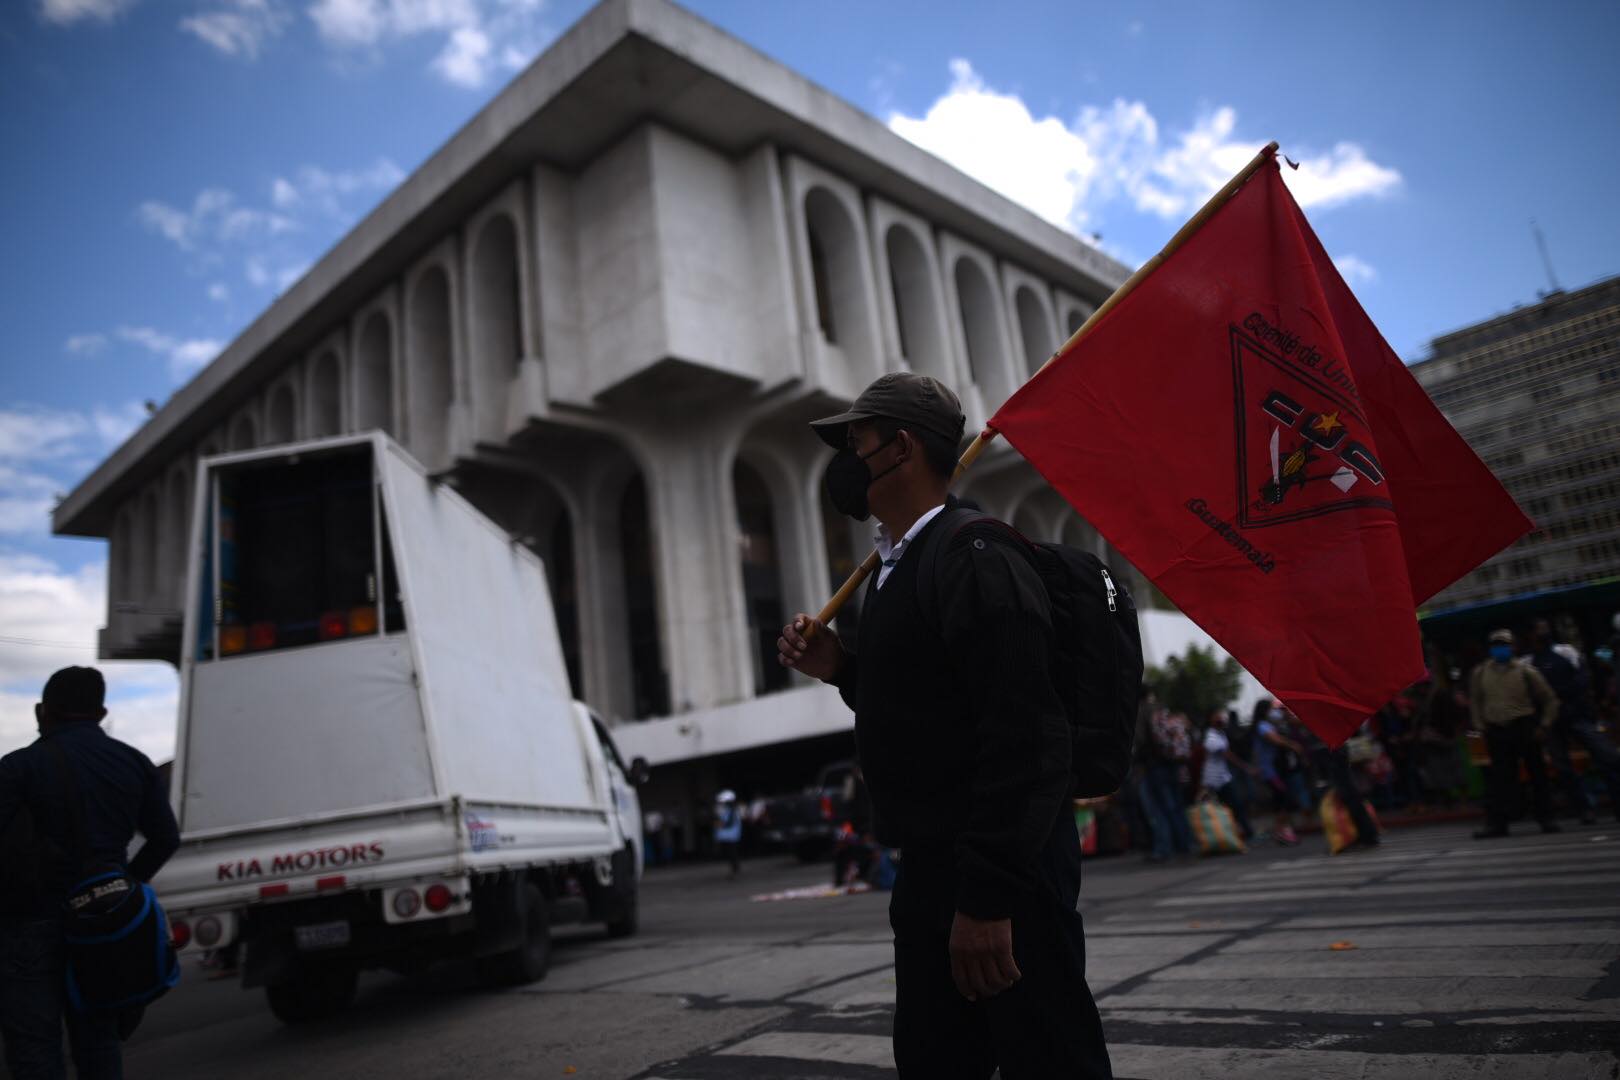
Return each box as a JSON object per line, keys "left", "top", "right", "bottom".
{"left": 43, "top": 741, "right": 180, "bottom": 1013}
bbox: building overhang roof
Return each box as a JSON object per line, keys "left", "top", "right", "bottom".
{"left": 53, "top": 0, "right": 1128, "bottom": 538}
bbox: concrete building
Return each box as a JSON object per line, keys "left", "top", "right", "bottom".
{"left": 1410, "top": 274, "right": 1620, "bottom": 611}
{"left": 54, "top": 0, "right": 1260, "bottom": 831}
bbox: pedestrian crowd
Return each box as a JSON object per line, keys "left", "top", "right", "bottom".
{"left": 1120, "top": 614, "right": 1620, "bottom": 862}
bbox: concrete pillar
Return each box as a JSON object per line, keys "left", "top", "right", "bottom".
{"left": 573, "top": 457, "right": 636, "bottom": 723}
{"left": 636, "top": 427, "right": 752, "bottom": 713}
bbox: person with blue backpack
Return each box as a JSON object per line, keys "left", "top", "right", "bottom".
{"left": 0, "top": 667, "right": 180, "bottom": 1079}
{"left": 778, "top": 373, "right": 1130, "bottom": 1080}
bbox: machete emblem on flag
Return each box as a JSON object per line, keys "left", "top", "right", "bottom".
{"left": 1230, "top": 320, "right": 1391, "bottom": 529}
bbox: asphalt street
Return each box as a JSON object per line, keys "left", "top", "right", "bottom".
{"left": 78, "top": 822, "right": 1620, "bottom": 1078}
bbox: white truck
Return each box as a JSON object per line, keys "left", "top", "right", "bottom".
{"left": 158, "top": 433, "right": 648, "bottom": 1023}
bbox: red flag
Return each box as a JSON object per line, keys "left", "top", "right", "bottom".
{"left": 989, "top": 155, "right": 1532, "bottom": 744}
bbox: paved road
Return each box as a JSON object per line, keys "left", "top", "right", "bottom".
{"left": 105, "top": 821, "right": 1620, "bottom": 1079}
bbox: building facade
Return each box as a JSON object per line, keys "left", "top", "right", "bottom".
{"left": 56, "top": 0, "right": 1262, "bottom": 830}
{"left": 1409, "top": 274, "right": 1620, "bottom": 611}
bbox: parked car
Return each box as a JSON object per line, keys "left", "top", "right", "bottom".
{"left": 759, "top": 761, "right": 863, "bottom": 862}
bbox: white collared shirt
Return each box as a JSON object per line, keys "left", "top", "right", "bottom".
{"left": 874, "top": 504, "right": 946, "bottom": 589}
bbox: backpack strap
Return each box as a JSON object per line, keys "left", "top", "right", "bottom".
{"left": 913, "top": 507, "right": 1001, "bottom": 633}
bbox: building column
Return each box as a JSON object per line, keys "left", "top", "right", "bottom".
{"left": 571, "top": 459, "right": 636, "bottom": 722}
{"left": 636, "top": 427, "right": 753, "bottom": 713}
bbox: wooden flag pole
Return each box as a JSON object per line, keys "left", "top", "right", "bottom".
{"left": 806, "top": 141, "right": 1280, "bottom": 635}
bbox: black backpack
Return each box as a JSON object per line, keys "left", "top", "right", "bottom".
{"left": 918, "top": 509, "right": 1144, "bottom": 798}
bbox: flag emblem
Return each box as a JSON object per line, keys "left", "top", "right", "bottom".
{"left": 1231, "top": 319, "right": 1392, "bottom": 529}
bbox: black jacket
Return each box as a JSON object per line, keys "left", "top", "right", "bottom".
{"left": 833, "top": 499, "right": 1072, "bottom": 920}
{"left": 0, "top": 721, "right": 180, "bottom": 916}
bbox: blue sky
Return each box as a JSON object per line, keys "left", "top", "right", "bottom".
{"left": 3, "top": 0, "right": 1618, "bottom": 758}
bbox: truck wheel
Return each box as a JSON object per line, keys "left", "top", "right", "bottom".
{"left": 477, "top": 882, "right": 550, "bottom": 987}
{"left": 264, "top": 964, "right": 358, "bottom": 1024}
{"left": 604, "top": 885, "right": 638, "bottom": 939}
{"left": 604, "top": 844, "right": 639, "bottom": 939}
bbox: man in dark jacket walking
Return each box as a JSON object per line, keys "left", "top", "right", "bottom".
{"left": 0, "top": 667, "right": 180, "bottom": 1079}
{"left": 777, "top": 373, "right": 1111, "bottom": 1079}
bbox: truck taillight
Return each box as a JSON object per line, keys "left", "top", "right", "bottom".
{"left": 194, "top": 915, "right": 223, "bottom": 949}
{"left": 171, "top": 919, "right": 191, "bottom": 949}
{"left": 819, "top": 795, "right": 833, "bottom": 820}
{"left": 424, "top": 884, "right": 453, "bottom": 913}
{"left": 392, "top": 889, "right": 422, "bottom": 919}
{"left": 318, "top": 611, "right": 347, "bottom": 640}
{"left": 220, "top": 626, "right": 247, "bottom": 655}
{"left": 348, "top": 605, "right": 378, "bottom": 635}
{"left": 248, "top": 622, "right": 276, "bottom": 650}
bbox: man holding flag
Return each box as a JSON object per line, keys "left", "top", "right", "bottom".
{"left": 778, "top": 373, "right": 1113, "bottom": 1079}
{"left": 781, "top": 142, "right": 1530, "bottom": 1077}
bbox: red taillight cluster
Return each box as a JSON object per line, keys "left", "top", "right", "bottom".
{"left": 819, "top": 795, "right": 834, "bottom": 821}
{"left": 170, "top": 919, "right": 192, "bottom": 949}
{"left": 392, "top": 882, "right": 457, "bottom": 920}
{"left": 221, "top": 621, "right": 276, "bottom": 655}
{"left": 318, "top": 606, "right": 381, "bottom": 641}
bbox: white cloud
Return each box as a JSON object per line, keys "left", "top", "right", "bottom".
{"left": 0, "top": 467, "right": 58, "bottom": 534}
{"left": 39, "top": 0, "right": 134, "bottom": 25}
{"left": 0, "top": 404, "right": 147, "bottom": 535}
{"left": 91, "top": 401, "right": 150, "bottom": 446}
{"left": 1285, "top": 144, "right": 1402, "bottom": 211}
{"left": 0, "top": 553, "right": 177, "bottom": 762}
{"left": 889, "top": 60, "right": 1401, "bottom": 239}
{"left": 307, "top": 0, "right": 551, "bottom": 88}
{"left": 270, "top": 159, "right": 404, "bottom": 219}
{"left": 433, "top": 24, "right": 491, "bottom": 88}
{"left": 270, "top": 176, "right": 300, "bottom": 208}
{"left": 180, "top": 0, "right": 292, "bottom": 59}
{"left": 889, "top": 60, "right": 1101, "bottom": 232}
{"left": 117, "top": 326, "right": 223, "bottom": 380}
{"left": 0, "top": 407, "right": 91, "bottom": 462}
{"left": 144, "top": 159, "right": 400, "bottom": 303}
{"left": 138, "top": 186, "right": 297, "bottom": 255}
{"left": 65, "top": 332, "right": 108, "bottom": 355}
{"left": 1334, "top": 254, "right": 1379, "bottom": 286}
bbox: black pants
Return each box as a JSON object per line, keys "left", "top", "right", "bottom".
{"left": 0, "top": 918, "right": 123, "bottom": 1080}
{"left": 1329, "top": 750, "right": 1380, "bottom": 843}
{"left": 889, "top": 813, "right": 1112, "bottom": 1079}
{"left": 1484, "top": 718, "right": 1554, "bottom": 829}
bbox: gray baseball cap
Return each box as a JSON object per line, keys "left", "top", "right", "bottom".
{"left": 810, "top": 372, "right": 966, "bottom": 449}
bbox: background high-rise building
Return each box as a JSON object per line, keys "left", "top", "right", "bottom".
{"left": 1410, "top": 274, "right": 1620, "bottom": 611}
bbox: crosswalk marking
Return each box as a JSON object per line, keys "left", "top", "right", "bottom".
{"left": 715, "top": 1031, "right": 893, "bottom": 1068}
{"left": 1107, "top": 1044, "right": 1620, "bottom": 1079}
{"left": 632, "top": 827, "right": 1620, "bottom": 1079}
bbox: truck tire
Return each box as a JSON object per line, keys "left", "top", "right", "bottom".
{"left": 477, "top": 882, "right": 550, "bottom": 987}
{"left": 604, "top": 843, "right": 639, "bottom": 939}
{"left": 604, "top": 885, "right": 638, "bottom": 939}
{"left": 264, "top": 964, "right": 358, "bottom": 1024}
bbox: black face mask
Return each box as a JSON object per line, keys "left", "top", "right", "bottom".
{"left": 824, "top": 435, "right": 903, "bottom": 522}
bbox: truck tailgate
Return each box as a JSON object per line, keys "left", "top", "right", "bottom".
{"left": 156, "top": 799, "right": 461, "bottom": 914}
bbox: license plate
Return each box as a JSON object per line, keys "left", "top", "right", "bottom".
{"left": 294, "top": 921, "right": 351, "bottom": 951}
